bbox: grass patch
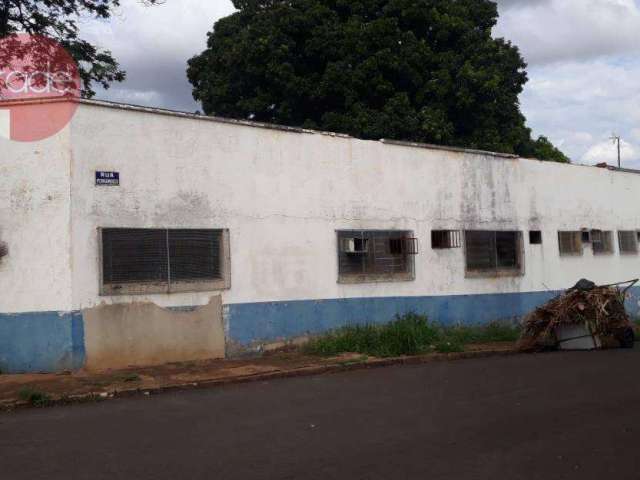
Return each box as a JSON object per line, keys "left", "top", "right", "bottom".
{"left": 120, "top": 373, "right": 141, "bottom": 383}
{"left": 304, "top": 313, "right": 519, "bottom": 358}
{"left": 18, "top": 388, "right": 52, "bottom": 407}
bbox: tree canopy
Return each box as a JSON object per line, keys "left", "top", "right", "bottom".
{"left": 0, "top": 0, "right": 161, "bottom": 97}
{"left": 188, "top": 0, "right": 569, "bottom": 162}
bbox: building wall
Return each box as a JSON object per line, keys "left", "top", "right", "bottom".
{"left": 0, "top": 127, "right": 80, "bottom": 372}
{"left": 2, "top": 100, "right": 640, "bottom": 371}
{"left": 68, "top": 102, "right": 640, "bottom": 351}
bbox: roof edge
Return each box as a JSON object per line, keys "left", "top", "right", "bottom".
{"left": 380, "top": 139, "right": 518, "bottom": 159}
{"left": 81, "top": 99, "right": 519, "bottom": 159}
{"left": 6, "top": 97, "right": 638, "bottom": 171}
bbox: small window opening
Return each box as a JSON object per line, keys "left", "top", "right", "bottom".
{"left": 529, "top": 231, "right": 542, "bottom": 245}
{"left": 581, "top": 230, "right": 591, "bottom": 243}
{"left": 432, "top": 230, "right": 462, "bottom": 249}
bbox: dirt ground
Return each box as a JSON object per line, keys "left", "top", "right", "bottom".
{"left": 0, "top": 343, "right": 515, "bottom": 408}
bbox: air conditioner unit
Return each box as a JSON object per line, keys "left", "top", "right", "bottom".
{"left": 341, "top": 237, "right": 368, "bottom": 254}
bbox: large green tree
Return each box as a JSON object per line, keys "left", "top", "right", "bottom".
{"left": 188, "top": 0, "right": 568, "bottom": 162}
{"left": 0, "top": 0, "right": 161, "bottom": 97}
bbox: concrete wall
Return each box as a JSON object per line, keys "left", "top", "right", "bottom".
{"left": 0, "top": 125, "right": 78, "bottom": 373}
{"left": 82, "top": 296, "right": 224, "bottom": 371}
{"left": 0, "top": 129, "right": 73, "bottom": 314}
{"left": 2, "top": 99, "right": 640, "bottom": 370}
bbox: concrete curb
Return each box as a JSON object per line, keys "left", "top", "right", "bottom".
{"left": 0, "top": 347, "right": 520, "bottom": 412}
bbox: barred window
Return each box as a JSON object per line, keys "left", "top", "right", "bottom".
{"left": 100, "top": 228, "right": 229, "bottom": 295}
{"left": 619, "top": 231, "right": 639, "bottom": 254}
{"left": 338, "top": 230, "right": 417, "bottom": 283}
{"left": 558, "top": 231, "right": 583, "bottom": 256}
{"left": 464, "top": 231, "right": 523, "bottom": 276}
{"left": 432, "top": 230, "right": 462, "bottom": 249}
{"left": 591, "top": 230, "right": 614, "bottom": 255}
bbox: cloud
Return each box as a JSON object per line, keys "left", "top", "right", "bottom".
{"left": 80, "top": 0, "right": 236, "bottom": 111}
{"left": 582, "top": 138, "right": 639, "bottom": 167}
{"left": 495, "top": 0, "right": 640, "bottom": 65}
{"left": 519, "top": 57, "right": 640, "bottom": 167}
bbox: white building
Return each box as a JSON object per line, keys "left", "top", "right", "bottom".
{"left": 1, "top": 98, "right": 639, "bottom": 373}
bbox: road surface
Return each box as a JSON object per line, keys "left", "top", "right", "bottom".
{"left": 2, "top": 349, "right": 640, "bottom": 479}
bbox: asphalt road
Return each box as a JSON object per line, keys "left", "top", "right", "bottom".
{"left": 2, "top": 349, "right": 640, "bottom": 480}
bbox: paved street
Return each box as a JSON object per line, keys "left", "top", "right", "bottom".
{"left": 2, "top": 349, "right": 640, "bottom": 479}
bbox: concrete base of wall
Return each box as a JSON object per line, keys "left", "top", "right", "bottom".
{"left": 2, "top": 289, "right": 639, "bottom": 372}
{"left": 82, "top": 296, "right": 225, "bottom": 371}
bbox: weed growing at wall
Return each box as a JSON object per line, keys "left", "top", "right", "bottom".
{"left": 303, "top": 314, "right": 520, "bottom": 357}
{"left": 18, "top": 388, "right": 52, "bottom": 407}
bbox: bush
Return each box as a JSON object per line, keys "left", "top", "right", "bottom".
{"left": 304, "top": 314, "right": 519, "bottom": 358}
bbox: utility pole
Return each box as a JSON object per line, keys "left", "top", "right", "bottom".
{"left": 610, "top": 134, "right": 621, "bottom": 168}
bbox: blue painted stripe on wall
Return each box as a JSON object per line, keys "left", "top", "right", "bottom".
{"left": 226, "top": 291, "right": 557, "bottom": 346}
{"left": 0, "top": 310, "right": 85, "bottom": 374}
{"left": 1, "top": 287, "right": 638, "bottom": 372}
{"left": 227, "top": 288, "right": 640, "bottom": 347}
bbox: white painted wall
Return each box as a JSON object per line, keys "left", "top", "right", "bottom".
{"left": 0, "top": 128, "right": 73, "bottom": 313}
{"left": 3, "top": 100, "right": 640, "bottom": 314}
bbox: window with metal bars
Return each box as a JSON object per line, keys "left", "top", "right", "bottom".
{"left": 100, "top": 228, "right": 229, "bottom": 295}
{"left": 337, "top": 230, "right": 417, "bottom": 283}
{"left": 591, "top": 230, "right": 614, "bottom": 255}
{"left": 558, "top": 231, "right": 583, "bottom": 256}
{"left": 432, "top": 230, "right": 462, "bottom": 249}
{"left": 618, "top": 231, "right": 639, "bottom": 254}
{"left": 464, "top": 231, "right": 523, "bottom": 276}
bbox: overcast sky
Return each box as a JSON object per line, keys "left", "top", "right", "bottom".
{"left": 82, "top": 0, "right": 640, "bottom": 167}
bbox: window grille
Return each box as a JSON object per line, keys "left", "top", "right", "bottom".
{"left": 558, "top": 231, "right": 583, "bottom": 256}
{"left": 432, "top": 230, "right": 462, "bottom": 249}
{"left": 338, "top": 230, "right": 417, "bottom": 281}
{"left": 101, "top": 228, "right": 226, "bottom": 295}
{"left": 618, "top": 231, "right": 638, "bottom": 254}
{"left": 591, "top": 230, "right": 613, "bottom": 255}
{"left": 464, "top": 231, "right": 523, "bottom": 274}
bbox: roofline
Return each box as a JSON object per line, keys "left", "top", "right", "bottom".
{"left": 4, "top": 97, "right": 640, "bottom": 171}
{"left": 0, "top": 96, "right": 518, "bottom": 159}
{"left": 82, "top": 99, "right": 518, "bottom": 159}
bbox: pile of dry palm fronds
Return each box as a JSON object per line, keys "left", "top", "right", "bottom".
{"left": 519, "top": 282, "right": 632, "bottom": 351}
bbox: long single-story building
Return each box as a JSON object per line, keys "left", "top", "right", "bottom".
{"left": 1, "top": 98, "right": 639, "bottom": 373}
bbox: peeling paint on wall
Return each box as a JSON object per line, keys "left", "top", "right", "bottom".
{"left": 82, "top": 296, "right": 224, "bottom": 371}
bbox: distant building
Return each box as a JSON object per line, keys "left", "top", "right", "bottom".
{"left": 1, "top": 98, "right": 639, "bottom": 373}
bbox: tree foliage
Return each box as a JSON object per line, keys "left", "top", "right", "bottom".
{"left": 0, "top": 0, "right": 161, "bottom": 97}
{"left": 188, "top": 0, "right": 569, "bottom": 162}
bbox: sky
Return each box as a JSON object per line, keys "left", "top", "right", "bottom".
{"left": 82, "top": 0, "right": 640, "bottom": 168}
